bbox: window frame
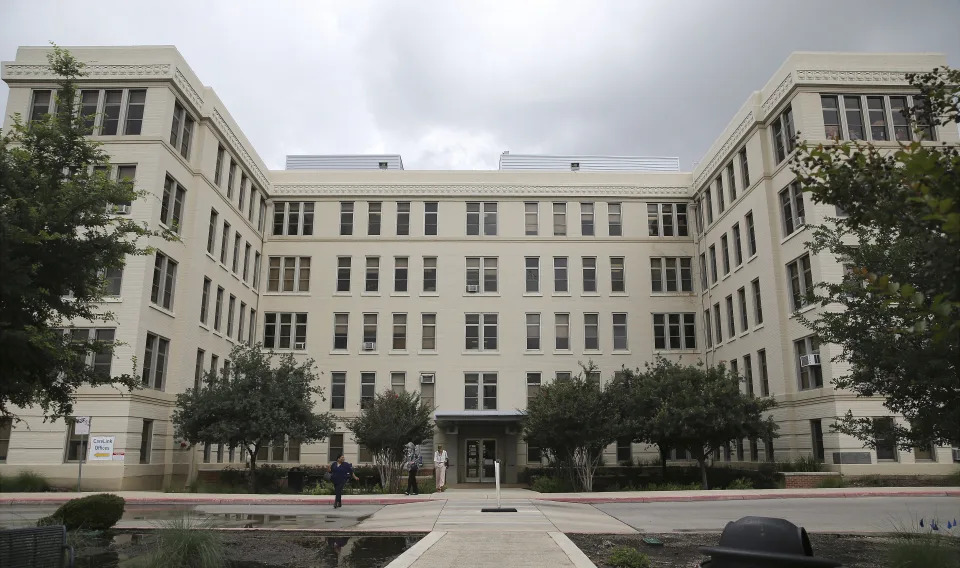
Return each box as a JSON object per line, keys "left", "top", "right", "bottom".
{"left": 647, "top": 203, "right": 689, "bottom": 237}
{"left": 150, "top": 251, "right": 177, "bottom": 310}
{"left": 263, "top": 312, "right": 308, "bottom": 350}
{"left": 169, "top": 100, "right": 195, "bottom": 158}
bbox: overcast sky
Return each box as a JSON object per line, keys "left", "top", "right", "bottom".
{"left": 1, "top": 0, "right": 958, "bottom": 170}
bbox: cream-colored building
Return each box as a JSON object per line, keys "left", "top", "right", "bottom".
{"left": 1, "top": 46, "right": 956, "bottom": 490}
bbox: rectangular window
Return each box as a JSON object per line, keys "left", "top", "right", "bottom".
{"left": 704, "top": 188, "right": 714, "bottom": 225}
{"left": 424, "top": 201, "right": 438, "bottom": 235}
{"left": 30, "top": 89, "right": 54, "bottom": 122}
{"left": 844, "top": 95, "right": 866, "bottom": 140}
{"left": 252, "top": 252, "right": 262, "bottom": 290}
{"left": 874, "top": 417, "right": 897, "bottom": 461}
{"left": 890, "top": 96, "right": 910, "bottom": 141}
{"left": 272, "top": 202, "right": 315, "bottom": 236}
{"left": 368, "top": 202, "right": 382, "bottom": 236}
{"left": 704, "top": 309, "right": 713, "bottom": 348}
{"left": 650, "top": 257, "right": 693, "bottom": 293}
{"left": 582, "top": 257, "right": 597, "bottom": 293}
{"left": 738, "top": 287, "right": 749, "bottom": 332}
{"left": 170, "top": 101, "right": 195, "bottom": 158}
{"left": 584, "top": 313, "right": 599, "bottom": 350}
{"left": 328, "top": 433, "right": 345, "bottom": 462}
{"left": 333, "top": 313, "right": 349, "bottom": 350}
{"left": 360, "top": 373, "right": 375, "bottom": 409}
{"left": 423, "top": 257, "right": 437, "bottom": 292}
{"left": 821, "top": 95, "right": 842, "bottom": 138}
{"left": 238, "top": 302, "right": 246, "bottom": 343}
{"left": 232, "top": 233, "right": 241, "bottom": 273}
{"left": 421, "top": 313, "right": 437, "bottom": 350}
{"left": 526, "top": 313, "right": 541, "bottom": 350}
{"left": 525, "top": 202, "right": 539, "bottom": 235}
{"left": 215, "top": 145, "right": 225, "bottom": 186}
{"left": 465, "top": 257, "right": 498, "bottom": 293}
{"left": 699, "top": 254, "right": 708, "bottom": 290}
{"left": 758, "top": 349, "right": 769, "bottom": 396}
{"left": 731, "top": 223, "right": 743, "bottom": 266}
{"left": 238, "top": 175, "right": 247, "bottom": 212}
{"left": 138, "top": 419, "right": 154, "bottom": 464}
{"left": 248, "top": 309, "right": 256, "bottom": 345}
{"left": 617, "top": 439, "right": 632, "bottom": 464}
{"left": 331, "top": 373, "right": 346, "bottom": 410}
{"left": 340, "top": 202, "right": 354, "bottom": 236}
{"left": 466, "top": 202, "right": 497, "bottom": 235}
{"left": 779, "top": 182, "right": 806, "bottom": 236}
{"left": 227, "top": 295, "right": 235, "bottom": 338}
{"left": 200, "top": 278, "right": 211, "bottom": 324}
{"left": 695, "top": 197, "right": 705, "bottom": 234}
{"left": 160, "top": 176, "right": 186, "bottom": 233}
{"left": 867, "top": 96, "right": 888, "bottom": 141}
{"left": 720, "top": 234, "right": 731, "bottom": 275}
{"left": 580, "top": 202, "right": 595, "bottom": 236}
{"left": 553, "top": 257, "right": 568, "bottom": 293}
{"left": 713, "top": 303, "right": 723, "bottom": 343}
{"left": 810, "top": 419, "right": 825, "bottom": 461}
{"left": 525, "top": 257, "right": 540, "bottom": 293}
{"left": 708, "top": 245, "right": 718, "bottom": 284}
{"left": 608, "top": 202, "right": 622, "bottom": 236}
{"left": 392, "top": 313, "right": 407, "bottom": 350}
{"left": 745, "top": 211, "right": 757, "bottom": 256}
{"left": 227, "top": 160, "right": 237, "bottom": 199}
{"left": 207, "top": 210, "right": 218, "bottom": 254}
{"left": 795, "top": 336, "right": 823, "bottom": 390}
{"left": 726, "top": 295, "right": 736, "bottom": 337}
{"left": 65, "top": 419, "right": 84, "bottom": 462}
{"left": 610, "top": 257, "right": 625, "bottom": 293}
{"left": 258, "top": 196, "right": 267, "bottom": 233}
{"left": 220, "top": 222, "right": 230, "bottom": 264}
{"left": 336, "top": 257, "right": 351, "bottom": 292}
{"left": 772, "top": 104, "right": 796, "bottom": 163}
{"left": 526, "top": 372, "right": 541, "bottom": 407}
{"left": 243, "top": 243, "right": 252, "bottom": 282}
{"left": 464, "top": 373, "right": 498, "bottom": 410}
{"left": 653, "top": 313, "right": 697, "bottom": 350}
{"left": 75, "top": 88, "right": 144, "bottom": 135}
{"left": 553, "top": 202, "right": 567, "bottom": 235}
{"left": 214, "top": 287, "right": 224, "bottom": 331}
{"left": 716, "top": 176, "right": 726, "bottom": 214}
{"left": 363, "top": 314, "right": 378, "bottom": 347}
{"left": 365, "top": 257, "right": 380, "bottom": 293}
{"left": 194, "top": 349, "right": 204, "bottom": 389}
{"left": 394, "top": 257, "right": 408, "bottom": 293}
{"left": 391, "top": 372, "right": 406, "bottom": 394}
{"left": 647, "top": 203, "right": 689, "bottom": 237}
{"left": 142, "top": 332, "right": 169, "bottom": 390}
{"left": 263, "top": 312, "right": 308, "bottom": 350}
{"left": 554, "top": 313, "right": 570, "bottom": 350}
{"left": 739, "top": 147, "right": 750, "bottom": 188}
{"left": 612, "top": 313, "right": 628, "bottom": 351}
{"left": 150, "top": 252, "right": 177, "bottom": 310}
{"left": 726, "top": 162, "right": 737, "bottom": 202}
{"left": 751, "top": 279, "right": 764, "bottom": 325}
{"left": 464, "top": 313, "right": 498, "bottom": 351}
{"left": 787, "top": 254, "right": 814, "bottom": 311}
{"left": 396, "top": 201, "right": 411, "bottom": 235}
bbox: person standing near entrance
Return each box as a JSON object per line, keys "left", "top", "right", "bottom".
{"left": 434, "top": 444, "right": 449, "bottom": 492}
{"left": 330, "top": 453, "right": 358, "bottom": 508}
{"left": 404, "top": 442, "right": 422, "bottom": 495}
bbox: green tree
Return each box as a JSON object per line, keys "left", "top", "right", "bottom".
{"left": 347, "top": 391, "right": 434, "bottom": 493}
{"left": 523, "top": 366, "right": 619, "bottom": 492}
{"left": 0, "top": 46, "right": 166, "bottom": 419}
{"left": 172, "top": 344, "right": 335, "bottom": 491}
{"left": 794, "top": 67, "right": 960, "bottom": 448}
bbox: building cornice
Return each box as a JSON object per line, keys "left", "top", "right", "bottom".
{"left": 693, "top": 111, "right": 755, "bottom": 189}
{"left": 2, "top": 63, "right": 173, "bottom": 80}
{"left": 212, "top": 109, "right": 269, "bottom": 189}
{"left": 269, "top": 184, "right": 692, "bottom": 198}
{"left": 795, "top": 69, "right": 909, "bottom": 84}
{"left": 761, "top": 72, "right": 795, "bottom": 116}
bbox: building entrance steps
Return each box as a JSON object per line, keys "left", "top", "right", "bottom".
{"left": 386, "top": 531, "right": 596, "bottom": 568}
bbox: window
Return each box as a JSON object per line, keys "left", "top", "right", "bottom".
{"left": 238, "top": 175, "right": 247, "bottom": 212}
{"left": 708, "top": 245, "right": 718, "bottom": 284}
{"left": 526, "top": 372, "right": 541, "bottom": 407}
{"left": 465, "top": 373, "right": 497, "bottom": 410}
{"left": 647, "top": 203, "right": 689, "bottom": 236}
{"left": 363, "top": 313, "right": 378, "bottom": 347}
{"left": 207, "top": 209, "right": 218, "bottom": 254}
{"left": 526, "top": 313, "right": 541, "bottom": 350}
{"left": 874, "top": 417, "right": 897, "bottom": 461}
{"left": 716, "top": 176, "right": 726, "bottom": 214}
{"left": 138, "top": 419, "right": 154, "bottom": 464}
{"left": 227, "top": 160, "right": 237, "bottom": 199}
{"left": 704, "top": 310, "right": 713, "bottom": 348}
{"left": 582, "top": 257, "right": 597, "bottom": 293}
{"left": 365, "top": 257, "right": 380, "bottom": 292}
{"left": 64, "top": 328, "right": 115, "bottom": 376}
{"left": 169, "top": 101, "right": 195, "bottom": 158}
{"left": 771, "top": 104, "right": 796, "bottom": 164}
{"left": 890, "top": 96, "right": 910, "bottom": 141}
{"left": 738, "top": 287, "right": 749, "bottom": 332}
{"left": 361, "top": 374, "right": 375, "bottom": 409}
{"left": 554, "top": 313, "right": 570, "bottom": 350}
{"left": 524, "top": 202, "right": 539, "bottom": 235}
{"left": 214, "top": 287, "right": 224, "bottom": 331}
{"left": 227, "top": 295, "right": 236, "bottom": 338}
{"left": 787, "top": 254, "right": 814, "bottom": 311}
{"left": 556, "top": 372, "right": 573, "bottom": 382}
{"left": 745, "top": 211, "right": 757, "bottom": 256}
{"left": 215, "top": 145, "right": 225, "bottom": 186}
{"left": 731, "top": 223, "right": 743, "bottom": 266}
{"left": 739, "top": 147, "right": 750, "bottom": 188}
{"left": 160, "top": 176, "right": 186, "bottom": 232}
{"left": 396, "top": 202, "right": 410, "bottom": 235}
{"left": 713, "top": 303, "right": 722, "bottom": 343}
{"left": 200, "top": 278, "right": 211, "bottom": 324}
{"left": 150, "top": 252, "right": 177, "bottom": 310}
{"left": 336, "top": 257, "right": 351, "bottom": 292}
{"left": 340, "top": 202, "right": 354, "bottom": 235}
{"left": 251, "top": 252, "right": 261, "bottom": 290}
{"left": 466, "top": 202, "right": 497, "bottom": 235}
{"left": 749, "top": 279, "right": 764, "bottom": 326}
{"left": 243, "top": 243, "right": 252, "bottom": 282}
{"left": 795, "top": 336, "right": 823, "bottom": 390}
{"left": 421, "top": 313, "right": 437, "bottom": 350}
{"left": 232, "top": 233, "right": 241, "bottom": 273}
{"left": 553, "top": 257, "right": 568, "bottom": 293}
{"left": 704, "top": 188, "right": 714, "bottom": 225}
{"left": 617, "top": 439, "right": 632, "bottom": 464}
{"left": 465, "top": 313, "right": 498, "bottom": 351}
{"left": 248, "top": 309, "right": 257, "bottom": 345}
{"left": 726, "top": 295, "right": 736, "bottom": 337}
{"left": 653, "top": 313, "right": 697, "bottom": 350}
{"left": 525, "top": 257, "right": 540, "bottom": 293}
{"left": 258, "top": 197, "right": 267, "bottom": 233}
{"left": 699, "top": 254, "right": 708, "bottom": 290}
{"left": 392, "top": 313, "right": 407, "bottom": 350}
{"left": 331, "top": 373, "right": 346, "bottom": 410}
{"left": 367, "top": 202, "right": 382, "bottom": 236}
{"left": 97, "top": 265, "right": 123, "bottom": 297}
{"left": 30, "top": 89, "right": 54, "bottom": 122}
{"left": 328, "top": 433, "right": 345, "bottom": 462}
{"left": 580, "top": 203, "right": 595, "bottom": 236}
{"left": 424, "top": 201, "right": 438, "bottom": 235}
{"left": 821, "top": 95, "right": 842, "bottom": 138}
{"left": 391, "top": 372, "right": 406, "bottom": 394}
{"left": 758, "top": 349, "right": 769, "bottom": 396}
{"left": 465, "top": 257, "right": 498, "bottom": 293}
{"left": 142, "top": 332, "right": 170, "bottom": 390}
{"left": 695, "top": 197, "right": 705, "bottom": 234}
{"left": 608, "top": 203, "right": 622, "bottom": 236}
{"left": 720, "top": 234, "right": 731, "bottom": 275}
{"left": 65, "top": 419, "right": 85, "bottom": 462}
{"left": 612, "top": 313, "right": 628, "bottom": 350}
{"left": 333, "top": 313, "right": 349, "bottom": 350}
{"left": 220, "top": 222, "right": 231, "bottom": 264}
{"left": 914, "top": 444, "right": 935, "bottom": 461}
{"left": 651, "top": 257, "right": 693, "bottom": 293}
{"left": 584, "top": 313, "right": 599, "bottom": 350}
{"left": 810, "top": 419, "right": 825, "bottom": 461}
{"left": 394, "top": 257, "right": 408, "bottom": 293}
{"left": 194, "top": 349, "right": 205, "bottom": 388}
{"left": 263, "top": 313, "right": 308, "bottom": 350}
{"left": 423, "top": 257, "right": 437, "bottom": 292}
{"left": 272, "top": 202, "right": 315, "bottom": 236}
{"left": 779, "top": 182, "right": 806, "bottom": 236}
{"left": 726, "top": 162, "right": 737, "bottom": 202}
{"left": 822, "top": 94, "right": 935, "bottom": 142}
{"left": 75, "top": 88, "right": 145, "bottom": 135}
{"left": 238, "top": 302, "right": 246, "bottom": 343}
{"left": 553, "top": 202, "right": 567, "bottom": 235}
{"left": 610, "top": 257, "right": 625, "bottom": 293}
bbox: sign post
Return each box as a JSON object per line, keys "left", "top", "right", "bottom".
{"left": 480, "top": 458, "right": 516, "bottom": 513}
{"left": 74, "top": 417, "right": 91, "bottom": 492}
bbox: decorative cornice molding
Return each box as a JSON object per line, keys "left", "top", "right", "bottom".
{"left": 173, "top": 67, "right": 203, "bottom": 109}
{"left": 795, "top": 69, "right": 909, "bottom": 84}
{"left": 269, "top": 184, "right": 693, "bottom": 198}
{"left": 761, "top": 72, "right": 794, "bottom": 115}
{"left": 3, "top": 63, "right": 172, "bottom": 80}
{"left": 212, "top": 109, "right": 269, "bottom": 189}
{"left": 693, "top": 111, "right": 755, "bottom": 188}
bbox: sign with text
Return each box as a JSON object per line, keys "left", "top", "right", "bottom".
{"left": 74, "top": 416, "right": 91, "bottom": 435}
{"left": 87, "top": 436, "right": 115, "bottom": 461}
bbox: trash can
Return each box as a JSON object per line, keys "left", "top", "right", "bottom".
{"left": 700, "top": 516, "right": 841, "bottom": 567}
{"left": 287, "top": 468, "right": 305, "bottom": 493}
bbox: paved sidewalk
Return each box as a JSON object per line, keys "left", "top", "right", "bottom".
{"left": 387, "top": 531, "right": 595, "bottom": 568}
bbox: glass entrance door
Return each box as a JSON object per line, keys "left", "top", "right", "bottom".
{"left": 465, "top": 439, "right": 496, "bottom": 482}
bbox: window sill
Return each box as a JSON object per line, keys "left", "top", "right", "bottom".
{"left": 753, "top": 324, "right": 765, "bottom": 332}
{"left": 361, "top": 292, "right": 382, "bottom": 297}
{"left": 420, "top": 292, "right": 439, "bottom": 297}
{"left": 148, "top": 304, "right": 176, "bottom": 319}
{"left": 205, "top": 251, "right": 218, "bottom": 263}
{"left": 417, "top": 350, "right": 438, "bottom": 356}
{"left": 333, "top": 291, "right": 352, "bottom": 297}
{"left": 612, "top": 350, "right": 632, "bottom": 355}
{"left": 388, "top": 350, "right": 409, "bottom": 355}
{"left": 650, "top": 291, "right": 696, "bottom": 297}
{"left": 524, "top": 350, "right": 544, "bottom": 355}
{"left": 581, "top": 292, "right": 600, "bottom": 297}
{"left": 359, "top": 350, "right": 380, "bottom": 355}
{"left": 790, "top": 304, "right": 817, "bottom": 318}
{"left": 654, "top": 349, "right": 699, "bottom": 354}
{"left": 779, "top": 226, "right": 808, "bottom": 246}
{"left": 553, "top": 349, "right": 573, "bottom": 355}
{"left": 739, "top": 330, "right": 750, "bottom": 338}
{"left": 199, "top": 323, "right": 210, "bottom": 331}
{"left": 721, "top": 272, "right": 731, "bottom": 282}
{"left": 523, "top": 293, "right": 543, "bottom": 297}
{"left": 463, "top": 293, "right": 501, "bottom": 297}
{"left": 231, "top": 272, "right": 241, "bottom": 282}
{"left": 390, "top": 292, "right": 410, "bottom": 297}
{"left": 583, "top": 349, "right": 603, "bottom": 355}
{"left": 733, "top": 263, "right": 744, "bottom": 274}
{"left": 610, "top": 292, "right": 629, "bottom": 297}
{"left": 329, "top": 350, "right": 349, "bottom": 355}
{"left": 552, "top": 292, "right": 572, "bottom": 297}
{"left": 461, "top": 351, "right": 500, "bottom": 355}
{"left": 262, "top": 291, "right": 311, "bottom": 296}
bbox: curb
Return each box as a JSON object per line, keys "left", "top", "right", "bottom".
{"left": 0, "top": 496, "right": 432, "bottom": 506}
{"left": 539, "top": 489, "right": 960, "bottom": 504}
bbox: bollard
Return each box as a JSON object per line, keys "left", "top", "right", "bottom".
{"left": 699, "top": 516, "right": 841, "bottom": 567}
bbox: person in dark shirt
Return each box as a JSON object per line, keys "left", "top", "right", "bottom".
{"left": 330, "top": 453, "right": 359, "bottom": 509}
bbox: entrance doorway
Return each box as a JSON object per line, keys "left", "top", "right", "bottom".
{"left": 465, "top": 439, "right": 497, "bottom": 482}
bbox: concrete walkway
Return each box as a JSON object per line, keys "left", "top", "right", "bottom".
{"left": 388, "top": 531, "right": 595, "bottom": 568}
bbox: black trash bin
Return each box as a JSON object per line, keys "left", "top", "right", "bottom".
{"left": 287, "top": 468, "right": 305, "bottom": 493}
{"left": 700, "top": 516, "right": 841, "bottom": 567}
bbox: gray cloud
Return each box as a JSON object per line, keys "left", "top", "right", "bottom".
{"left": 1, "top": 0, "right": 958, "bottom": 170}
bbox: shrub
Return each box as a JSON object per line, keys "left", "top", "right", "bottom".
{"left": 417, "top": 476, "right": 437, "bottom": 494}
{"left": 0, "top": 470, "right": 51, "bottom": 492}
{"left": 532, "top": 476, "right": 573, "bottom": 493}
{"left": 816, "top": 476, "right": 847, "bottom": 488}
{"left": 725, "top": 477, "right": 755, "bottom": 490}
{"left": 776, "top": 455, "right": 823, "bottom": 472}
{"left": 38, "top": 493, "right": 125, "bottom": 530}
{"left": 251, "top": 464, "right": 288, "bottom": 493}
{"left": 139, "top": 514, "right": 226, "bottom": 568}
{"left": 303, "top": 481, "right": 334, "bottom": 495}
{"left": 643, "top": 482, "right": 700, "bottom": 491}
{"left": 607, "top": 546, "right": 651, "bottom": 568}
{"left": 889, "top": 532, "right": 960, "bottom": 567}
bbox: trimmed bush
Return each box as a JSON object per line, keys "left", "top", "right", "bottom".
{"left": 37, "top": 493, "right": 125, "bottom": 530}
{"left": 532, "top": 476, "right": 573, "bottom": 493}
{"left": 726, "top": 477, "right": 755, "bottom": 490}
{"left": 607, "top": 546, "right": 651, "bottom": 568}
{"left": 0, "top": 470, "right": 51, "bottom": 492}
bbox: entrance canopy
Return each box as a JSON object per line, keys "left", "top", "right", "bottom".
{"left": 434, "top": 410, "right": 524, "bottom": 426}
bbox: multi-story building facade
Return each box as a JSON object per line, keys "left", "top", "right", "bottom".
{"left": 1, "top": 46, "right": 956, "bottom": 490}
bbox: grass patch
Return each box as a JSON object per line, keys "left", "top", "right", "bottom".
{"left": 776, "top": 455, "right": 824, "bottom": 472}
{"left": 725, "top": 477, "right": 755, "bottom": 490}
{"left": 816, "top": 476, "right": 848, "bottom": 488}
{"left": 888, "top": 532, "right": 959, "bottom": 567}
{"left": 136, "top": 514, "right": 227, "bottom": 568}
{"left": 0, "top": 470, "right": 51, "bottom": 492}
{"left": 607, "top": 545, "right": 651, "bottom": 568}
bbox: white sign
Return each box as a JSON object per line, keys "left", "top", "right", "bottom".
{"left": 74, "top": 417, "right": 91, "bottom": 435}
{"left": 87, "top": 436, "right": 115, "bottom": 461}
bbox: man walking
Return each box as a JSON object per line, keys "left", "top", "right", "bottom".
{"left": 404, "top": 442, "right": 421, "bottom": 495}
{"left": 330, "top": 453, "right": 359, "bottom": 508}
{"left": 434, "top": 444, "right": 449, "bottom": 492}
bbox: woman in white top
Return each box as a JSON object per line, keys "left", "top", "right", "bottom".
{"left": 434, "top": 444, "right": 449, "bottom": 492}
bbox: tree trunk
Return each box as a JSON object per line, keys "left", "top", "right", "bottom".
{"left": 697, "top": 457, "right": 709, "bottom": 490}
{"left": 249, "top": 446, "right": 259, "bottom": 493}
{"left": 658, "top": 445, "right": 668, "bottom": 482}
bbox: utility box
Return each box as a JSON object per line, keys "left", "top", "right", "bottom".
{"left": 700, "top": 516, "right": 841, "bottom": 567}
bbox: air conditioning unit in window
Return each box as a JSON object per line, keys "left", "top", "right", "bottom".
{"left": 294, "top": 342, "right": 306, "bottom": 350}
{"left": 114, "top": 204, "right": 131, "bottom": 215}
{"left": 466, "top": 284, "right": 479, "bottom": 293}
{"left": 797, "top": 216, "right": 806, "bottom": 226}
{"left": 362, "top": 342, "right": 376, "bottom": 351}
{"left": 799, "top": 354, "right": 821, "bottom": 367}
{"left": 420, "top": 373, "right": 435, "bottom": 384}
